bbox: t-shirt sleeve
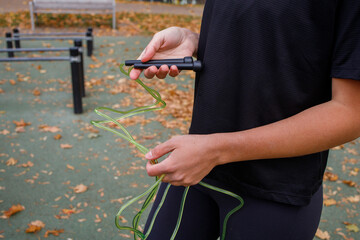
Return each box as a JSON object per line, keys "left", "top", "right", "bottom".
{"left": 331, "top": 0, "right": 360, "bottom": 80}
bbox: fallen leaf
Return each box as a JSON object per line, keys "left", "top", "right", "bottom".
{"left": 346, "top": 195, "right": 360, "bottom": 203}
{"left": 323, "top": 199, "right": 337, "bottom": 206}
{"left": 25, "top": 220, "right": 45, "bottom": 233}
{"left": 342, "top": 180, "right": 356, "bottom": 187}
{"left": 60, "top": 144, "right": 73, "bottom": 149}
{"left": 0, "top": 129, "right": 10, "bottom": 135}
{"left": 39, "top": 125, "right": 61, "bottom": 133}
{"left": 33, "top": 89, "right": 41, "bottom": 96}
{"left": 13, "top": 119, "right": 31, "bottom": 127}
{"left": 74, "top": 184, "right": 87, "bottom": 193}
{"left": 87, "top": 133, "right": 99, "bottom": 139}
{"left": 6, "top": 158, "right": 18, "bottom": 166}
{"left": 316, "top": 228, "right": 330, "bottom": 240}
{"left": 17, "top": 161, "right": 34, "bottom": 168}
{"left": 25, "top": 225, "right": 42, "bottom": 233}
{"left": 106, "top": 75, "right": 115, "bottom": 80}
{"left": 2, "top": 204, "right": 25, "bottom": 218}
{"left": 66, "top": 164, "right": 75, "bottom": 170}
{"left": 15, "top": 126, "right": 26, "bottom": 133}
{"left": 345, "top": 224, "right": 359, "bottom": 233}
{"left": 44, "top": 229, "right": 64, "bottom": 237}
{"left": 323, "top": 171, "right": 338, "bottom": 181}
{"left": 53, "top": 134, "right": 62, "bottom": 140}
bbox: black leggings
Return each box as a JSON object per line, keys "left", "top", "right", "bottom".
{"left": 144, "top": 179, "right": 323, "bottom": 240}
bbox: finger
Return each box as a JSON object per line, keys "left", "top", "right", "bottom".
{"left": 145, "top": 139, "right": 176, "bottom": 161}
{"left": 141, "top": 35, "right": 164, "bottom": 62}
{"left": 129, "top": 68, "right": 142, "bottom": 80}
{"left": 143, "top": 66, "right": 158, "bottom": 79}
{"left": 169, "top": 65, "right": 180, "bottom": 77}
{"left": 146, "top": 159, "right": 173, "bottom": 177}
{"left": 156, "top": 65, "right": 170, "bottom": 79}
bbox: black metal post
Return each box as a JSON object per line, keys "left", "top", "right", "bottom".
{"left": 5, "top": 32, "right": 14, "bottom": 57}
{"left": 74, "top": 40, "right": 85, "bottom": 97}
{"left": 13, "top": 28, "right": 21, "bottom": 48}
{"left": 69, "top": 47, "right": 83, "bottom": 114}
{"left": 86, "top": 31, "right": 93, "bottom": 57}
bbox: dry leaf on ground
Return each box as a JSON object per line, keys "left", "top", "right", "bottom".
{"left": 39, "top": 125, "right": 62, "bottom": 133}
{"left": 53, "top": 134, "right": 62, "bottom": 140}
{"left": 1, "top": 204, "right": 25, "bottom": 218}
{"left": 342, "top": 180, "right": 356, "bottom": 187}
{"left": 315, "top": 229, "right": 330, "bottom": 240}
{"left": 44, "top": 229, "right": 64, "bottom": 237}
{"left": 323, "top": 171, "right": 338, "bottom": 181}
{"left": 323, "top": 199, "right": 337, "bottom": 207}
{"left": 60, "top": 144, "right": 73, "bottom": 149}
{"left": 25, "top": 220, "right": 45, "bottom": 233}
{"left": 6, "top": 158, "right": 18, "bottom": 166}
{"left": 13, "top": 119, "right": 31, "bottom": 127}
{"left": 73, "top": 184, "right": 87, "bottom": 193}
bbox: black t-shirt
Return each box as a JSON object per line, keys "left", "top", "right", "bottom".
{"left": 189, "top": 0, "right": 360, "bottom": 206}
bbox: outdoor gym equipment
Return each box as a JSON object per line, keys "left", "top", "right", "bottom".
{"left": 9, "top": 28, "right": 94, "bottom": 56}
{"left": 125, "top": 56, "right": 203, "bottom": 72}
{"left": 91, "top": 60, "right": 244, "bottom": 240}
{"left": 0, "top": 41, "right": 85, "bottom": 114}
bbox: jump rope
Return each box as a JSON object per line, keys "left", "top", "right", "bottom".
{"left": 91, "top": 57, "right": 244, "bottom": 240}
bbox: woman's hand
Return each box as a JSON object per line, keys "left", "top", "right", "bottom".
{"left": 145, "top": 134, "right": 223, "bottom": 186}
{"left": 129, "top": 27, "right": 199, "bottom": 80}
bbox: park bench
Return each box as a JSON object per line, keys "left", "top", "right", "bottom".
{"left": 29, "top": 0, "right": 116, "bottom": 30}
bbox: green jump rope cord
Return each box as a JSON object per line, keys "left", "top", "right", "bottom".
{"left": 91, "top": 64, "right": 244, "bottom": 240}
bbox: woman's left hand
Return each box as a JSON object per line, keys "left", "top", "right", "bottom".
{"left": 145, "top": 134, "right": 221, "bottom": 186}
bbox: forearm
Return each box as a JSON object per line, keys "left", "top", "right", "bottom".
{"left": 215, "top": 79, "right": 360, "bottom": 165}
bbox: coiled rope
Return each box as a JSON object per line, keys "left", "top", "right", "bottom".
{"left": 91, "top": 64, "right": 244, "bottom": 240}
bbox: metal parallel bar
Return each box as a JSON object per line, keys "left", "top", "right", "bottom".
{"left": 8, "top": 36, "right": 92, "bottom": 41}
{"left": 0, "top": 46, "right": 85, "bottom": 114}
{"left": 0, "top": 57, "right": 70, "bottom": 62}
{"left": 11, "top": 28, "right": 93, "bottom": 57}
{"left": 13, "top": 32, "right": 87, "bottom": 36}
{"left": 0, "top": 48, "right": 69, "bottom": 52}
{"left": 13, "top": 29, "right": 21, "bottom": 48}
{"left": 86, "top": 31, "right": 93, "bottom": 57}
{"left": 69, "top": 47, "right": 83, "bottom": 114}
{"left": 5, "top": 32, "right": 14, "bottom": 58}
{"left": 74, "top": 40, "right": 85, "bottom": 97}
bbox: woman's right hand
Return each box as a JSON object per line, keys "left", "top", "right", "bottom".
{"left": 129, "top": 27, "right": 199, "bottom": 80}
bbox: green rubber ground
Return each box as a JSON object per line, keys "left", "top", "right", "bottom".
{"left": 0, "top": 36, "right": 359, "bottom": 240}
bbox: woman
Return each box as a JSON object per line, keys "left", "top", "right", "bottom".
{"left": 129, "top": 1, "right": 360, "bottom": 239}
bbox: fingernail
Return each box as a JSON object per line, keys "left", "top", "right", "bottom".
{"left": 145, "top": 151, "right": 153, "bottom": 159}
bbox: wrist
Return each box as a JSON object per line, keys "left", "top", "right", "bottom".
{"left": 208, "top": 132, "right": 245, "bottom": 166}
